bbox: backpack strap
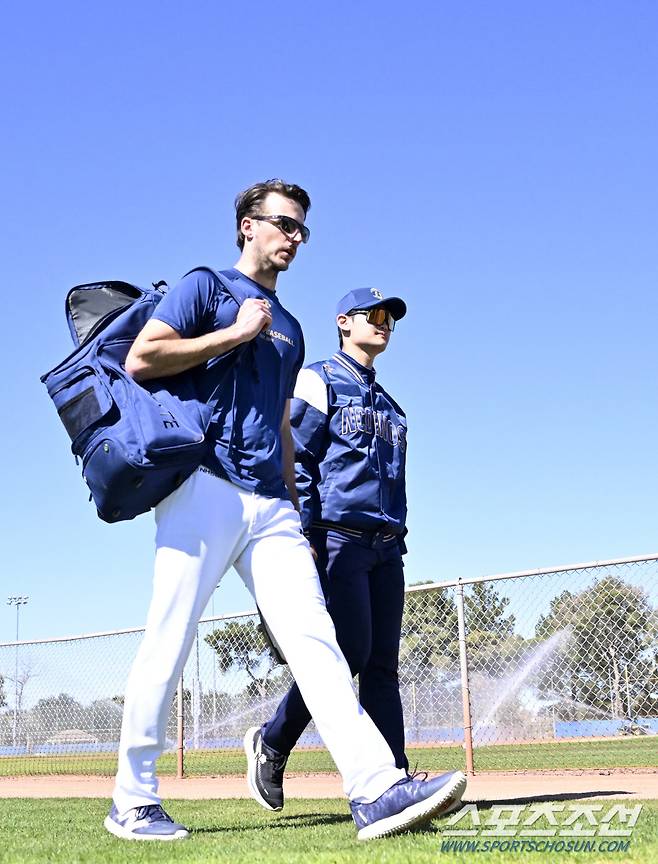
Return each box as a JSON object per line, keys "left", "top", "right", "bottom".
{"left": 182, "top": 266, "right": 247, "bottom": 307}
{"left": 181, "top": 266, "right": 255, "bottom": 416}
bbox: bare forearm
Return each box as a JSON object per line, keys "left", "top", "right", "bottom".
{"left": 126, "top": 323, "right": 248, "bottom": 381}
{"left": 126, "top": 296, "right": 272, "bottom": 382}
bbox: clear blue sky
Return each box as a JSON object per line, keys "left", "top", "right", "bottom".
{"left": 2, "top": 1, "right": 657, "bottom": 643}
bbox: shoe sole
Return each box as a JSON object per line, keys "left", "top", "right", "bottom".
{"left": 357, "top": 771, "right": 468, "bottom": 841}
{"left": 438, "top": 795, "right": 463, "bottom": 818}
{"left": 243, "top": 726, "right": 283, "bottom": 812}
{"left": 103, "top": 816, "right": 189, "bottom": 841}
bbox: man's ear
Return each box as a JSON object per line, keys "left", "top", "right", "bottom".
{"left": 241, "top": 215, "right": 254, "bottom": 243}
{"left": 336, "top": 313, "right": 351, "bottom": 338}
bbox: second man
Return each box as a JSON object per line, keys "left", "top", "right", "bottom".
{"left": 245, "top": 285, "right": 412, "bottom": 811}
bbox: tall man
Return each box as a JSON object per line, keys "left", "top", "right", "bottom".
{"left": 245, "top": 287, "right": 412, "bottom": 812}
{"left": 105, "top": 180, "right": 466, "bottom": 842}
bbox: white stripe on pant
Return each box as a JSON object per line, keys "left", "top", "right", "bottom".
{"left": 112, "top": 469, "right": 405, "bottom": 816}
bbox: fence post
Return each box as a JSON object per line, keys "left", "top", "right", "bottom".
{"left": 455, "top": 580, "right": 475, "bottom": 776}
{"left": 177, "top": 674, "right": 184, "bottom": 779}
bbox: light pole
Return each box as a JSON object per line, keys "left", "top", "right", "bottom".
{"left": 7, "top": 595, "right": 29, "bottom": 748}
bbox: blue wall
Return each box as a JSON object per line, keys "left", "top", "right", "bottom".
{"left": 555, "top": 717, "right": 658, "bottom": 738}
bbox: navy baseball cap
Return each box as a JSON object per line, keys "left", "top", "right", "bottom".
{"left": 336, "top": 287, "right": 407, "bottom": 321}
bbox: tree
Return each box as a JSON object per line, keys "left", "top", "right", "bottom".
{"left": 400, "top": 585, "right": 459, "bottom": 679}
{"left": 30, "top": 693, "right": 85, "bottom": 734}
{"left": 204, "top": 621, "right": 276, "bottom": 697}
{"left": 631, "top": 655, "right": 658, "bottom": 718}
{"left": 464, "top": 581, "right": 521, "bottom": 672}
{"left": 0, "top": 674, "right": 6, "bottom": 709}
{"left": 535, "top": 575, "right": 653, "bottom": 717}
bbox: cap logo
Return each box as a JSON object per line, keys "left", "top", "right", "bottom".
{"left": 370, "top": 288, "right": 384, "bottom": 300}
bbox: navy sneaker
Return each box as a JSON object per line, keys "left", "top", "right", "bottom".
{"left": 350, "top": 771, "right": 467, "bottom": 841}
{"left": 244, "top": 726, "right": 288, "bottom": 811}
{"left": 104, "top": 803, "right": 189, "bottom": 841}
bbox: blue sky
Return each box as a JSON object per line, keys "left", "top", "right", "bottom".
{"left": 2, "top": 1, "right": 657, "bottom": 643}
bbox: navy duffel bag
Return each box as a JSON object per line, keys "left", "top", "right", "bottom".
{"left": 41, "top": 269, "right": 240, "bottom": 523}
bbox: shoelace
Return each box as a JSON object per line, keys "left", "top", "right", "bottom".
{"left": 258, "top": 745, "right": 288, "bottom": 782}
{"left": 407, "top": 764, "right": 428, "bottom": 783}
{"left": 133, "top": 804, "right": 172, "bottom": 823}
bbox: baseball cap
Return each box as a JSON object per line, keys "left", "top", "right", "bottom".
{"left": 335, "top": 287, "right": 407, "bottom": 321}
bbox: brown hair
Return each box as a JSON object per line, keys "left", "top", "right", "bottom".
{"left": 234, "top": 179, "right": 311, "bottom": 250}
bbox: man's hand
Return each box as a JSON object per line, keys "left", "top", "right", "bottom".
{"left": 234, "top": 298, "right": 272, "bottom": 342}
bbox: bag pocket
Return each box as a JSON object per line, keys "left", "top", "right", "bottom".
{"left": 82, "top": 433, "right": 201, "bottom": 522}
{"left": 49, "top": 366, "right": 115, "bottom": 454}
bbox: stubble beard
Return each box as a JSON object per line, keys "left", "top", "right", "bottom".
{"left": 253, "top": 245, "right": 289, "bottom": 275}
{"left": 267, "top": 250, "right": 292, "bottom": 274}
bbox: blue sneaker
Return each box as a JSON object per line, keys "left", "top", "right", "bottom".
{"left": 104, "top": 803, "right": 189, "bottom": 841}
{"left": 350, "top": 771, "right": 467, "bottom": 841}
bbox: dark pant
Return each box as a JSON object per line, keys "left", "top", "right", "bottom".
{"left": 263, "top": 529, "right": 408, "bottom": 771}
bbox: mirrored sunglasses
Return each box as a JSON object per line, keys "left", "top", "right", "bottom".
{"left": 350, "top": 307, "right": 397, "bottom": 331}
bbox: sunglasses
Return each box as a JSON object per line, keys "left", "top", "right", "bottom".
{"left": 350, "top": 307, "right": 397, "bottom": 331}
{"left": 251, "top": 214, "right": 310, "bottom": 244}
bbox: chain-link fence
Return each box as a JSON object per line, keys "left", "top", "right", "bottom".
{"left": 1, "top": 554, "right": 657, "bottom": 777}
{"left": 403, "top": 557, "right": 658, "bottom": 772}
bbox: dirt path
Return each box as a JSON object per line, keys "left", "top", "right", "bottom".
{"left": 2, "top": 770, "right": 657, "bottom": 801}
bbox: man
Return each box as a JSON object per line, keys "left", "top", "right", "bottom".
{"left": 104, "top": 179, "right": 466, "bottom": 842}
{"left": 245, "top": 286, "right": 412, "bottom": 812}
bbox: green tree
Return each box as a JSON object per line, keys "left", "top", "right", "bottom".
{"left": 535, "top": 575, "right": 653, "bottom": 717}
{"left": 464, "top": 581, "right": 521, "bottom": 672}
{"left": 204, "top": 621, "right": 275, "bottom": 697}
{"left": 400, "top": 585, "right": 459, "bottom": 679}
{"left": 400, "top": 581, "right": 523, "bottom": 677}
{"left": 631, "top": 656, "right": 658, "bottom": 718}
{"left": 31, "top": 693, "right": 84, "bottom": 731}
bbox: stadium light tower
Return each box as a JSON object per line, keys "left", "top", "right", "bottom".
{"left": 6, "top": 595, "right": 29, "bottom": 748}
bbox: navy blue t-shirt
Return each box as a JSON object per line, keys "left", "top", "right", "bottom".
{"left": 151, "top": 267, "right": 305, "bottom": 499}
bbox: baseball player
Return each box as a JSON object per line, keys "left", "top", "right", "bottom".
{"left": 245, "top": 286, "right": 412, "bottom": 812}
{"left": 104, "top": 179, "right": 466, "bottom": 842}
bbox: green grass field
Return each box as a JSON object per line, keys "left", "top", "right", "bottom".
{"left": 1, "top": 798, "right": 656, "bottom": 864}
{"left": 1, "top": 736, "right": 656, "bottom": 777}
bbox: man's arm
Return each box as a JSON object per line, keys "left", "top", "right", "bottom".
{"left": 280, "top": 399, "right": 301, "bottom": 512}
{"left": 291, "top": 369, "right": 329, "bottom": 534}
{"left": 125, "top": 298, "right": 272, "bottom": 381}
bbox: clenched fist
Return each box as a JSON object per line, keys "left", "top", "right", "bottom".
{"left": 235, "top": 297, "right": 273, "bottom": 342}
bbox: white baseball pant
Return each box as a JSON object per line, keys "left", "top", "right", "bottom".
{"left": 112, "top": 468, "right": 405, "bottom": 816}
